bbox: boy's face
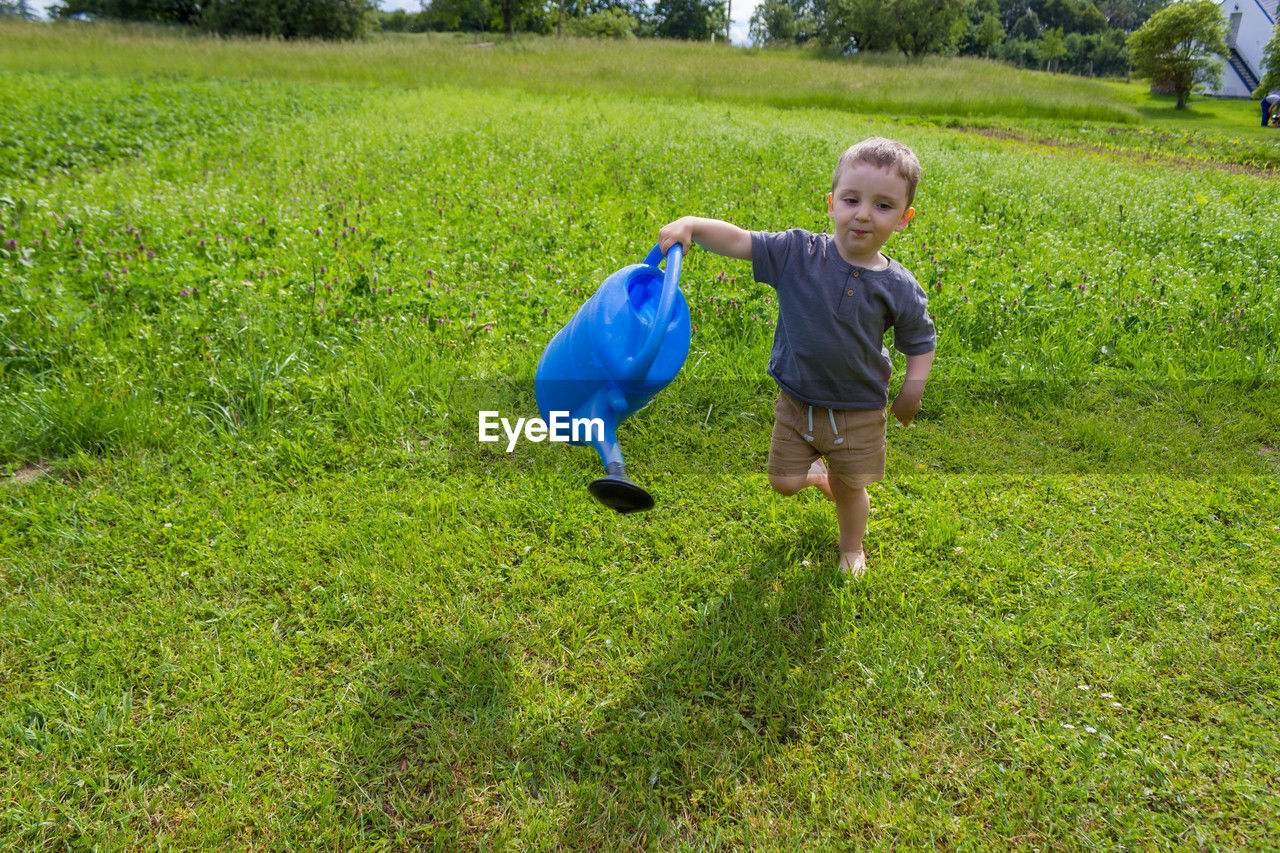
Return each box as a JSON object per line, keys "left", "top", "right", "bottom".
{"left": 827, "top": 163, "right": 915, "bottom": 267}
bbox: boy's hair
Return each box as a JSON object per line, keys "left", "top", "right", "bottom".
{"left": 832, "top": 137, "right": 922, "bottom": 208}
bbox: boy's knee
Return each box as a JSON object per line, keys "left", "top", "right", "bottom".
{"left": 769, "top": 473, "right": 807, "bottom": 496}
{"left": 829, "top": 476, "right": 867, "bottom": 501}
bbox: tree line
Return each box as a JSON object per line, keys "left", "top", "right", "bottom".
{"left": 20, "top": 0, "right": 1280, "bottom": 96}
{"left": 39, "top": 0, "right": 378, "bottom": 39}
{"left": 746, "top": 0, "right": 1175, "bottom": 76}
{"left": 379, "top": 0, "right": 726, "bottom": 40}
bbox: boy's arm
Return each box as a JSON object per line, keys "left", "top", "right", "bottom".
{"left": 658, "top": 216, "right": 753, "bottom": 261}
{"left": 890, "top": 350, "right": 934, "bottom": 427}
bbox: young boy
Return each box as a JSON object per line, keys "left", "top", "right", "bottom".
{"left": 657, "top": 137, "right": 936, "bottom": 578}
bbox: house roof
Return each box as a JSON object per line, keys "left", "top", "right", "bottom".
{"left": 1260, "top": 0, "right": 1277, "bottom": 23}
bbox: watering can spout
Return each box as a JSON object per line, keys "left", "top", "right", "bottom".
{"left": 534, "top": 243, "right": 691, "bottom": 514}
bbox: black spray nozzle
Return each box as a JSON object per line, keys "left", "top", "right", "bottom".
{"left": 588, "top": 462, "right": 654, "bottom": 515}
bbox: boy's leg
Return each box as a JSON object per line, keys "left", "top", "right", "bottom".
{"left": 829, "top": 475, "right": 870, "bottom": 576}
{"left": 768, "top": 473, "right": 809, "bottom": 496}
{"left": 768, "top": 460, "right": 834, "bottom": 497}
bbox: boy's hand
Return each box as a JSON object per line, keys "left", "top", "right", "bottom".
{"left": 891, "top": 351, "right": 934, "bottom": 426}
{"left": 890, "top": 387, "right": 923, "bottom": 427}
{"left": 658, "top": 218, "right": 694, "bottom": 255}
{"left": 658, "top": 216, "right": 752, "bottom": 261}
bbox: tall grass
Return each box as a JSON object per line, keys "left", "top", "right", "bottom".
{"left": 0, "top": 18, "right": 1144, "bottom": 123}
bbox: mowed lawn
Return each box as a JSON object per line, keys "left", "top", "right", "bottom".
{"left": 2, "top": 26, "right": 1280, "bottom": 850}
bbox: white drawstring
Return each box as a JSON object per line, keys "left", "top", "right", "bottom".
{"left": 803, "top": 405, "right": 844, "bottom": 445}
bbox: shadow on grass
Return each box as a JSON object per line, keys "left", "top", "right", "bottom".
{"left": 339, "top": 518, "right": 854, "bottom": 847}
{"left": 341, "top": 626, "right": 516, "bottom": 846}
{"left": 551, "top": 522, "right": 852, "bottom": 845}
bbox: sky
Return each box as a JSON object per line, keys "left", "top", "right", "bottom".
{"left": 32, "top": 0, "right": 763, "bottom": 46}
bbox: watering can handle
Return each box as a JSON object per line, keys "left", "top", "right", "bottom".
{"left": 625, "top": 243, "right": 683, "bottom": 377}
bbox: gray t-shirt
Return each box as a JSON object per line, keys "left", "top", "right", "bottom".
{"left": 752, "top": 228, "right": 936, "bottom": 410}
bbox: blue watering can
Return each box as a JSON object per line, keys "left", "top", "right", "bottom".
{"left": 535, "top": 244, "right": 690, "bottom": 514}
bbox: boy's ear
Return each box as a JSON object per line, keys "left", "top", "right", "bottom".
{"left": 895, "top": 206, "right": 916, "bottom": 231}
{"left": 826, "top": 192, "right": 834, "bottom": 214}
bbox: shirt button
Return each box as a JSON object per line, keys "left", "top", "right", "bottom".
{"left": 846, "top": 289, "right": 855, "bottom": 296}
{"left": 851, "top": 270, "right": 861, "bottom": 278}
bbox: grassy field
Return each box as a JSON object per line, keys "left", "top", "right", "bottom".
{"left": 2, "top": 21, "right": 1280, "bottom": 850}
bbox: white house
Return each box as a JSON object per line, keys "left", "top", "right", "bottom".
{"left": 1215, "top": 0, "right": 1276, "bottom": 97}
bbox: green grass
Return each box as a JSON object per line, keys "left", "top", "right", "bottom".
{"left": 1, "top": 19, "right": 1144, "bottom": 123}
{"left": 2, "top": 26, "right": 1280, "bottom": 850}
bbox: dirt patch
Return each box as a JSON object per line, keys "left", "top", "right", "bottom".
{"left": 9, "top": 464, "right": 44, "bottom": 485}
{"left": 953, "top": 126, "right": 1276, "bottom": 178}
{"left": 1262, "top": 445, "right": 1279, "bottom": 471}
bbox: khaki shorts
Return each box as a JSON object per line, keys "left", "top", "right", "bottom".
{"left": 767, "top": 390, "right": 887, "bottom": 490}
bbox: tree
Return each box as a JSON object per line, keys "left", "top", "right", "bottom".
{"left": 565, "top": 6, "right": 638, "bottom": 36}
{"left": 425, "top": 0, "right": 492, "bottom": 30}
{"left": 0, "top": 0, "right": 34, "bottom": 18}
{"left": 1128, "top": 0, "right": 1226, "bottom": 108}
{"left": 199, "top": 0, "right": 376, "bottom": 39}
{"left": 750, "top": 0, "right": 822, "bottom": 44}
{"left": 52, "top": 0, "right": 202, "bottom": 25}
{"left": 823, "top": 0, "right": 896, "bottom": 51}
{"left": 1039, "top": 0, "right": 1078, "bottom": 32}
{"left": 1010, "top": 8, "right": 1039, "bottom": 38}
{"left": 653, "top": 0, "right": 725, "bottom": 39}
{"left": 974, "top": 12, "right": 1005, "bottom": 54}
{"left": 1253, "top": 20, "right": 1280, "bottom": 99}
{"left": 1095, "top": 0, "right": 1168, "bottom": 31}
{"left": 1039, "top": 25, "right": 1065, "bottom": 69}
{"left": 1076, "top": 1, "right": 1106, "bottom": 33}
{"left": 749, "top": 0, "right": 799, "bottom": 43}
{"left": 892, "top": 0, "right": 966, "bottom": 56}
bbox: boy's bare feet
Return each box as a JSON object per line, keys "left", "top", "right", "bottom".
{"left": 839, "top": 550, "right": 867, "bottom": 578}
{"left": 807, "top": 458, "right": 836, "bottom": 502}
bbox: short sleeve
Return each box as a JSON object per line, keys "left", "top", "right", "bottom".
{"left": 891, "top": 274, "right": 937, "bottom": 356}
{"left": 751, "top": 230, "right": 796, "bottom": 289}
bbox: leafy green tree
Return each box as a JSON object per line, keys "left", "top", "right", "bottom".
{"left": 973, "top": 11, "right": 1005, "bottom": 54}
{"left": 52, "top": 0, "right": 201, "bottom": 24}
{"left": 1095, "top": 0, "right": 1167, "bottom": 30}
{"left": 1039, "top": 25, "right": 1065, "bottom": 68}
{"left": 425, "top": 0, "right": 492, "bottom": 30}
{"left": 200, "top": 0, "right": 376, "bottom": 38}
{"left": 1076, "top": 1, "right": 1106, "bottom": 33}
{"left": 0, "top": 0, "right": 34, "bottom": 18}
{"left": 893, "top": 0, "right": 966, "bottom": 56}
{"left": 1253, "top": 20, "right": 1280, "bottom": 99}
{"left": 823, "top": 0, "right": 896, "bottom": 51}
{"left": 1010, "top": 8, "right": 1039, "bottom": 38}
{"left": 749, "top": 0, "right": 799, "bottom": 43}
{"left": 1059, "top": 27, "right": 1128, "bottom": 73}
{"left": 1038, "top": 0, "right": 1077, "bottom": 31}
{"left": 1127, "top": 0, "right": 1226, "bottom": 108}
{"left": 997, "top": 0, "right": 1030, "bottom": 31}
{"left": 995, "top": 34, "right": 1038, "bottom": 64}
{"left": 750, "top": 0, "right": 822, "bottom": 43}
{"left": 565, "top": 6, "right": 637, "bottom": 36}
{"left": 653, "top": 0, "right": 725, "bottom": 39}
{"left": 956, "top": 0, "right": 998, "bottom": 54}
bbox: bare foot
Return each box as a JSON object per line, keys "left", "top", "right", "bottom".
{"left": 807, "top": 458, "right": 835, "bottom": 502}
{"left": 839, "top": 550, "right": 867, "bottom": 579}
